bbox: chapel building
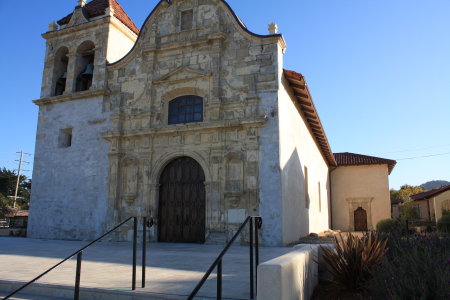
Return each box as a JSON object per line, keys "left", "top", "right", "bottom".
{"left": 28, "top": 0, "right": 396, "bottom": 246}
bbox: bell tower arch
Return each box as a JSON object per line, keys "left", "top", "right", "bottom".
{"left": 40, "top": 0, "right": 139, "bottom": 98}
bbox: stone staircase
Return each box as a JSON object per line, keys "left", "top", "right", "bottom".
{"left": 0, "top": 280, "right": 214, "bottom": 300}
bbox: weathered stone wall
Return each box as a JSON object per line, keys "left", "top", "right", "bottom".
{"left": 28, "top": 96, "right": 111, "bottom": 240}
{"left": 104, "top": 0, "right": 284, "bottom": 243}
{"left": 29, "top": 9, "right": 137, "bottom": 240}
{"left": 30, "top": 0, "right": 286, "bottom": 244}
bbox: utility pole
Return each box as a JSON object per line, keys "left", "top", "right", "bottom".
{"left": 11, "top": 151, "right": 30, "bottom": 209}
{"left": 12, "top": 151, "right": 24, "bottom": 209}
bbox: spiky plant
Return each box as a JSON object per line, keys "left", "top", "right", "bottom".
{"left": 320, "top": 232, "right": 388, "bottom": 298}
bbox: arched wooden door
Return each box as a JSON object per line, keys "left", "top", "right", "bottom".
{"left": 354, "top": 207, "right": 368, "bottom": 231}
{"left": 158, "top": 157, "right": 206, "bottom": 243}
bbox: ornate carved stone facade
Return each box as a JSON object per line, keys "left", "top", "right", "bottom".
{"left": 101, "top": 0, "right": 284, "bottom": 242}
{"left": 29, "top": 0, "right": 289, "bottom": 244}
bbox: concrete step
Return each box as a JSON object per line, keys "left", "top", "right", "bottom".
{"left": 0, "top": 280, "right": 235, "bottom": 300}
{"left": 0, "top": 293, "right": 67, "bottom": 300}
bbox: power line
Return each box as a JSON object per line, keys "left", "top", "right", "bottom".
{"left": 373, "top": 143, "right": 450, "bottom": 155}
{"left": 396, "top": 152, "right": 450, "bottom": 161}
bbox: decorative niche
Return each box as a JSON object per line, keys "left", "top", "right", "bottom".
{"left": 225, "top": 152, "right": 244, "bottom": 196}
{"left": 120, "top": 156, "right": 139, "bottom": 203}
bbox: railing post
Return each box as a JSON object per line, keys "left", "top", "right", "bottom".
{"left": 217, "top": 259, "right": 222, "bottom": 300}
{"left": 74, "top": 251, "right": 82, "bottom": 300}
{"left": 255, "top": 217, "right": 260, "bottom": 294}
{"left": 249, "top": 217, "right": 254, "bottom": 299}
{"left": 142, "top": 216, "right": 147, "bottom": 288}
{"left": 132, "top": 217, "right": 137, "bottom": 290}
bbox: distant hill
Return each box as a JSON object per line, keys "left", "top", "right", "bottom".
{"left": 420, "top": 180, "right": 450, "bottom": 190}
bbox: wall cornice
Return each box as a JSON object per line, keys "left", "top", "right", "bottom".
{"left": 102, "top": 116, "right": 267, "bottom": 140}
{"left": 33, "top": 89, "right": 109, "bottom": 106}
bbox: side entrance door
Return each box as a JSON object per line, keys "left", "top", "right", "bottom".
{"left": 354, "top": 207, "right": 368, "bottom": 231}
{"left": 158, "top": 157, "right": 206, "bottom": 243}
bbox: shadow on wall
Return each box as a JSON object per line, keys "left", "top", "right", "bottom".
{"left": 281, "top": 149, "right": 309, "bottom": 244}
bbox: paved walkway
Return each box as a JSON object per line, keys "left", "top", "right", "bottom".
{"left": 0, "top": 237, "right": 292, "bottom": 299}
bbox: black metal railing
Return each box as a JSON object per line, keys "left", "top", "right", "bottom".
{"left": 3, "top": 216, "right": 153, "bottom": 300}
{"left": 187, "top": 216, "right": 262, "bottom": 300}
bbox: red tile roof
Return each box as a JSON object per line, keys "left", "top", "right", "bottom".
{"left": 5, "top": 210, "right": 29, "bottom": 218}
{"left": 283, "top": 70, "right": 337, "bottom": 167}
{"left": 334, "top": 152, "right": 397, "bottom": 174}
{"left": 391, "top": 198, "right": 403, "bottom": 205}
{"left": 57, "top": 0, "right": 139, "bottom": 35}
{"left": 411, "top": 185, "right": 450, "bottom": 201}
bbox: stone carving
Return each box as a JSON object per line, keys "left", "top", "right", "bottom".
{"left": 225, "top": 152, "right": 244, "bottom": 193}
{"left": 120, "top": 156, "right": 139, "bottom": 203}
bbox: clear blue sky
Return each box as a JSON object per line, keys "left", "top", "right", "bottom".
{"left": 0, "top": 0, "right": 449, "bottom": 189}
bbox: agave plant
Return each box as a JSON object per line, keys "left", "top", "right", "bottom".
{"left": 320, "top": 232, "right": 388, "bottom": 298}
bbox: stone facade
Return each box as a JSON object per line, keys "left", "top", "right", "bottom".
{"left": 29, "top": 0, "right": 394, "bottom": 245}
{"left": 102, "top": 0, "right": 286, "bottom": 244}
{"left": 29, "top": 0, "right": 292, "bottom": 245}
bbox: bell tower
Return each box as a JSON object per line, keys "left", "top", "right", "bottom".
{"left": 29, "top": 0, "right": 139, "bottom": 240}
{"left": 40, "top": 0, "right": 139, "bottom": 98}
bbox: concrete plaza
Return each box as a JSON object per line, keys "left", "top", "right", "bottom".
{"left": 0, "top": 237, "right": 293, "bottom": 299}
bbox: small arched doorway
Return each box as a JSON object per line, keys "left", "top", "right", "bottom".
{"left": 354, "top": 207, "right": 368, "bottom": 231}
{"left": 158, "top": 157, "right": 206, "bottom": 243}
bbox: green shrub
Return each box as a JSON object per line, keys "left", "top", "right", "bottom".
{"left": 376, "top": 219, "right": 398, "bottom": 233}
{"left": 320, "top": 232, "right": 388, "bottom": 297}
{"left": 366, "top": 234, "right": 450, "bottom": 299}
{"left": 399, "top": 201, "right": 420, "bottom": 220}
{"left": 437, "top": 214, "right": 450, "bottom": 233}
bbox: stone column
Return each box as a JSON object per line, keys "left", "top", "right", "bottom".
{"left": 107, "top": 152, "right": 121, "bottom": 228}
{"left": 65, "top": 52, "right": 77, "bottom": 94}
{"left": 148, "top": 182, "right": 160, "bottom": 241}
{"left": 207, "top": 34, "right": 226, "bottom": 120}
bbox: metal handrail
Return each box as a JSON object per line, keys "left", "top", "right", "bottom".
{"left": 2, "top": 216, "right": 139, "bottom": 300}
{"left": 187, "top": 216, "right": 262, "bottom": 300}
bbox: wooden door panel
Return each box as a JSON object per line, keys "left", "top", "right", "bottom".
{"left": 354, "top": 207, "right": 368, "bottom": 231}
{"left": 158, "top": 157, "right": 205, "bottom": 243}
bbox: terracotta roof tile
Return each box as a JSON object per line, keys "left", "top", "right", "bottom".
{"left": 283, "top": 69, "right": 337, "bottom": 167}
{"left": 334, "top": 152, "right": 397, "bottom": 174}
{"left": 57, "top": 0, "right": 139, "bottom": 35}
{"left": 5, "top": 210, "right": 29, "bottom": 218}
{"left": 391, "top": 198, "right": 403, "bottom": 205}
{"left": 411, "top": 185, "right": 450, "bottom": 201}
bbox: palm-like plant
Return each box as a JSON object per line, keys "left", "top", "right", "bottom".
{"left": 321, "top": 232, "right": 388, "bottom": 298}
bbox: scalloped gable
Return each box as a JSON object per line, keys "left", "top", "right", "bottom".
{"left": 108, "top": 0, "right": 283, "bottom": 67}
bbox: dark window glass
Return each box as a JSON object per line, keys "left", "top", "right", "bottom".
{"left": 169, "top": 96, "right": 203, "bottom": 124}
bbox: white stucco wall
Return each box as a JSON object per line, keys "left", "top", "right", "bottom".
{"left": 433, "top": 190, "right": 450, "bottom": 220}
{"left": 28, "top": 97, "right": 110, "bottom": 240}
{"left": 106, "top": 21, "right": 137, "bottom": 63}
{"left": 258, "top": 245, "right": 319, "bottom": 300}
{"left": 331, "top": 164, "right": 391, "bottom": 231}
{"left": 277, "top": 75, "right": 331, "bottom": 245}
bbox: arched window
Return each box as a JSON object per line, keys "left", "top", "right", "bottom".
{"left": 74, "top": 41, "right": 95, "bottom": 92}
{"left": 53, "top": 47, "right": 69, "bottom": 96}
{"left": 168, "top": 95, "right": 203, "bottom": 124}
